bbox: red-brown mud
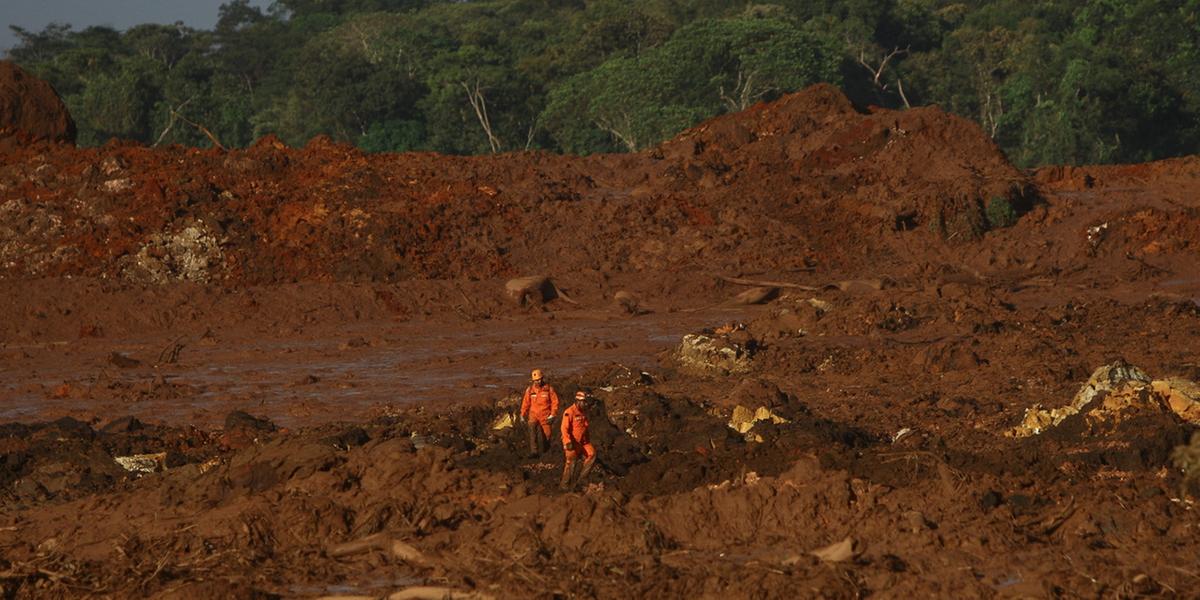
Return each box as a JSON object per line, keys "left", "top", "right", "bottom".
{"left": 2, "top": 82, "right": 1200, "bottom": 598}
{"left": 0, "top": 61, "right": 75, "bottom": 152}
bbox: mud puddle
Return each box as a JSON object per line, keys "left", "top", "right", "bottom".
{"left": 0, "top": 308, "right": 752, "bottom": 427}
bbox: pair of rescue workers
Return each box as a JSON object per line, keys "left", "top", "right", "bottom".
{"left": 519, "top": 368, "right": 596, "bottom": 489}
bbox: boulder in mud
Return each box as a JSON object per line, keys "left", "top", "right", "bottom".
{"left": 1074, "top": 361, "right": 1152, "bottom": 408}
{"left": 1082, "top": 383, "right": 1171, "bottom": 430}
{"left": 1010, "top": 362, "right": 1200, "bottom": 472}
{"left": 1153, "top": 378, "right": 1200, "bottom": 423}
{"left": 1010, "top": 360, "right": 1152, "bottom": 437}
{"left": 670, "top": 329, "right": 756, "bottom": 377}
{"left": 18, "top": 445, "right": 125, "bottom": 500}
{"left": 220, "top": 410, "right": 278, "bottom": 449}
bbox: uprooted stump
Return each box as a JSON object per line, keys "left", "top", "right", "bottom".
{"left": 504, "top": 275, "right": 577, "bottom": 307}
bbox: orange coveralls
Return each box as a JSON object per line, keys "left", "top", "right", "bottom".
{"left": 560, "top": 403, "right": 596, "bottom": 461}
{"left": 521, "top": 383, "right": 560, "bottom": 438}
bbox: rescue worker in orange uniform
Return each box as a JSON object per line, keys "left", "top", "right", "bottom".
{"left": 520, "top": 369, "right": 560, "bottom": 456}
{"left": 561, "top": 389, "right": 597, "bottom": 489}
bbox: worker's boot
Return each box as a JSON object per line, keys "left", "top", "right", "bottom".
{"left": 577, "top": 456, "right": 596, "bottom": 481}
{"left": 560, "top": 460, "right": 578, "bottom": 490}
{"left": 537, "top": 427, "right": 549, "bottom": 455}
{"left": 527, "top": 424, "right": 543, "bottom": 457}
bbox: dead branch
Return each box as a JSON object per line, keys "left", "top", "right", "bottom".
{"left": 595, "top": 113, "right": 638, "bottom": 152}
{"left": 895, "top": 77, "right": 912, "bottom": 109}
{"left": 156, "top": 335, "right": 186, "bottom": 365}
{"left": 854, "top": 44, "right": 911, "bottom": 106}
{"left": 169, "top": 109, "right": 226, "bottom": 152}
{"left": 719, "top": 68, "right": 767, "bottom": 112}
{"left": 524, "top": 123, "right": 536, "bottom": 151}
{"left": 857, "top": 46, "right": 908, "bottom": 88}
{"left": 461, "top": 80, "right": 502, "bottom": 154}
{"left": 717, "top": 275, "right": 821, "bottom": 291}
{"left": 152, "top": 96, "right": 195, "bottom": 147}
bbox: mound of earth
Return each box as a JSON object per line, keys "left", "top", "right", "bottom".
{"left": 0, "top": 84, "right": 1028, "bottom": 285}
{"left": 0, "top": 61, "right": 76, "bottom": 152}
{"left": 658, "top": 83, "right": 1030, "bottom": 239}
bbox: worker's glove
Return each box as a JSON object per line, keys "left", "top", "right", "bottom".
{"left": 547, "top": 414, "right": 556, "bottom": 422}
{"left": 564, "top": 441, "right": 577, "bottom": 452}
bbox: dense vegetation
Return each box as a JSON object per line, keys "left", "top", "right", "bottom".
{"left": 7, "top": 0, "right": 1199, "bottom": 166}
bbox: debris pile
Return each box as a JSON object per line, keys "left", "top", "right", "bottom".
{"left": 1011, "top": 361, "right": 1200, "bottom": 437}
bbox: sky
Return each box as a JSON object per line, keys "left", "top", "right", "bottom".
{"left": 1, "top": 0, "right": 273, "bottom": 55}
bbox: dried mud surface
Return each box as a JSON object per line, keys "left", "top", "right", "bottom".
{"left": 2, "top": 84, "right": 1200, "bottom": 599}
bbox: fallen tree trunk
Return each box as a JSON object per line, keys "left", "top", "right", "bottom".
{"left": 719, "top": 275, "right": 891, "bottom": 293}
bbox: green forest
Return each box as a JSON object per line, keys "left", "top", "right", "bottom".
{"left": 7, "top": 0, "right": 1199, "bottom": 167}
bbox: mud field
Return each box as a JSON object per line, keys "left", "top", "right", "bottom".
{"left": 3, "top": 76, "right": 1200, "bottom": 598}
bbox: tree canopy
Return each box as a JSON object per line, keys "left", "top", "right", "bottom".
{"left": 8, "top": 0, "right": 1200, "bottom": 166}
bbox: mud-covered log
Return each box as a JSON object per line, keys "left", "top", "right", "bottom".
{"left": 732, "top": 286, "right": 779, "bottom": 305}
{"left": 504, "top": 275, "right": 577, "bottom": 306}
{"left": 327, "top": 533, "right": 426, "bottom": 564}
